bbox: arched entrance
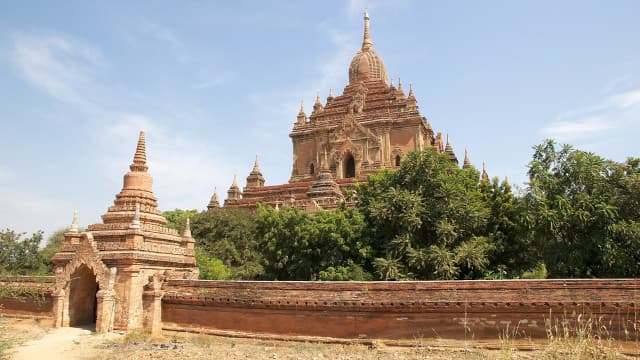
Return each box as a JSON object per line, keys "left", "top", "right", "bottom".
{"left": 68, "top": 264, "right": 98, "bottom": 326}
{"left": 344, "top": 153, "right": 356, "bottom": 178}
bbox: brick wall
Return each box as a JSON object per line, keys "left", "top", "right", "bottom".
{"left": 0, "top": 276, "right": 55, "bottom": 319}
{"left": 162, "top": 279, "right": 640, "bottom": 340}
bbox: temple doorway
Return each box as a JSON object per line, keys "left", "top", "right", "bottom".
{"left": 68, "top": 264, "right": 98, "bottom": 327}
{"left": 344, "top": 154, "right": 356, "bottom": 178}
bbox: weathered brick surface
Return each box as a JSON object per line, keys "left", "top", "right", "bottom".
{"left": 0, "top": 276, "right": 55, "bottom": 318}
{"left": 162, "top": 279, "right": 640, "bottom": 340}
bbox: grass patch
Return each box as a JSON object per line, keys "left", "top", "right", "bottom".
{"left": 119, "top": 328, "right": 154, "bottom": 344}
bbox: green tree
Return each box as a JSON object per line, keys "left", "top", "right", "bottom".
{"left": 357, "top": 149, "right": 494, "bottom": 280}
{"left": 255, "top": 204, "right": 370, "bottom": 280}
{"left": 191, "top": 208, "right": 264, "bottom": 280}
{"left": 525, "top": 140, "right": 640, "bottom": 277}
{"left": 37, "top": 228, "right": 67, "bottom": 274}
{"left": 479, "top": 177, "right": 536, "bottom": 278}
{"left": 0, "top": 229, "right": 44, "bottom": 275}
{"left": 162, "top": 209, "right": 198, "bottom": 231}
{"left": 195, "top": 247, "right": 230, "bottom": 280}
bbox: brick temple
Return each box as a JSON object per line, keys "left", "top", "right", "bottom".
{"left": 214, "top": 11, "right": 486, "bottom": 212}
{"left": 50, "top": 131, "right": 198, "bottom": 332}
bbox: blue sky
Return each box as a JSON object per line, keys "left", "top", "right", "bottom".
{"left": 1, "top": 0, "right": 639, "bottom": 239}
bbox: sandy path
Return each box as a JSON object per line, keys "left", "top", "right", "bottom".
{"left": 10, "top": 326, "right": 119, "bottom": 360}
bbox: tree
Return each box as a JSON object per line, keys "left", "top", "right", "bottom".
{"left": 190, "top": 208, "right": 264, "bottom": 280}
{"left": 255, "top": 204, "right": 370, "bottom": 280}
{"left": 37, "top": 228, "right": 67, "bottom": 274}
{"left": 525, "top": 140, "right": 640, "bottom": 277}
{"left": 162, "top": 209, "right": 198, "bottom": 232}
{"left": 195, "top": 247, "right": 230, "bottom": 280}
{"left": 0, "top": 229, "right": 45, "bottom": 275}
{"left": 358, "top": 149, "right": 494, "bottom": 280}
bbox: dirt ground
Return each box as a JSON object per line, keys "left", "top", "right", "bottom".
{"left": 1, "top": 317, "right": 638, "bottom": 360}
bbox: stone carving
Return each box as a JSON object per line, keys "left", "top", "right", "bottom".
{"left": 348, "top": 83, "right": 368, "bottom": 114}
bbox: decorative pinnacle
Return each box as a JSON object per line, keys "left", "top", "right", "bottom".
{"left": 408, "top": 83, "right": 415, "bottom": 98}
{"left": 481, "top": 162, "right": 489, "bottom": 181}
{"left": 398, "top": 78, "right": 403, "bottom": 91}
{"left": 252, "top": 154, "right": 261, "bottom": 173}
{"left": 232, "top": 174, "right": 238, "bottom": 188}
{"left": 130, "top": 203, "right": 141, "bottom": 229}
{"left": 328, "top": 88, "right": 333, "bottom": 97}
{"left": 70, "top": 210, "right": 79, "bottom": 233}
{"left": 183, "top": 217, "right": 192, "bottom": 238}
{"left": 315, "top": 92, "right": 321, "bottom": 104}
{"left": 299, "top": 99, "right": 305, "bottom": 114}
{"left": 322, "top": 148, "right": 330, "bottom": 171}
{"left": 463, "top": 148, "right": 472, "bottom": 168}
{"left": 445, "top": 134, "right": 455, "bottom": 154}
{"left": 212, "top": 186, "right": 218, "bottom": 201}
{"left": 130, "top": 131, "right": 149, "bottom": 172}
{"left": 362, "top": 10, "right": 373, "bottom": 50}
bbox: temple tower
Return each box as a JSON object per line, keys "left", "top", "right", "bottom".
{"left": 51, "top": 131, "right": 198, "bottom": 333}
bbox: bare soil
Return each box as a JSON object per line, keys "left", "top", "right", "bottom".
{"left": 1, "top": 317, "right": 638, "bottom": 360}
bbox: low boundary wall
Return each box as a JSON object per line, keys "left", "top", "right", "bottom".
{"left": 162, "top": 279, "right": 640, "bottom": 340}
{"left": 0, "top": 276, "right": 55, "bottom": 319}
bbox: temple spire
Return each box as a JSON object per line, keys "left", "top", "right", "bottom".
{"left": 321, "top": 148, "right": 330, "bottom": 172}
{"left": 481, "top": 162, "right": 490, "bottom": 181}
{"left": 183, "top": 217, "right": 192, "bottom": 238}
{"left": 252, "top": 154, "right": 261, "bottom": 173}
{"left": 444, "top": 134, "right": 458, "bottom": 165}
{"left": 313, "top": 92, "right": 324, "bottom": 113}
{"left": 130, "top": 131, "right": 149, "bottom": 172}
{"left": 207, "top": 186, "right": 220, "bottom": 210}
{"left": 362, "top": 10, "right": 373, "bottom": 50}
{"left": 296, "top": 99, "right": 307, "bottom": 124}
{"left": 246, "top": 154, "right": 265, "bottom": 189}
{"left": 69, "top": 210, "right": 79, "bottom": 233}
{"left": 463, "top": 148, "right": 472, "bottom": 169}
{"left": 232, "top": 174, "right": 238, "bottom": 188}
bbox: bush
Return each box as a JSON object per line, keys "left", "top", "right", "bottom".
{"left": 521, "top": 263, "right": 548, "bottom": 279}
{"left": 195, "top": 248, "right": 230, "bottom": 280}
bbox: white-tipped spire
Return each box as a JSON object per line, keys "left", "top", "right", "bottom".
{"left": 252, "top": 154, "right": 261, "bottom": 173}
{"left": 130, "top": 203, "right": 141, "bottom": 229}
{"left": 183, "top": 217, "right": 192, "bottom": 238}
{"left": 362, "top": 10, "right": 373, "bottom": 50}
{"left": 70, "top": 210, "right": 79, "bottom": 233}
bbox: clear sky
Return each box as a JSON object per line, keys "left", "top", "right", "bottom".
{"left": 1, "top": 0, "right": 639, "bottom": 239}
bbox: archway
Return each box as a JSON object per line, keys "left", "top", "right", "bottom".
{"left": 310, "top": 163, "right": 315, "bottom": 175}
{"left": 68, "top": 264, "right": 98, "bottom": 326}
{"left": 395, "top": 155, "right": 401, "bottom": 167}
{"left": 344, "top": 153, "right": 356, "bottom": 178}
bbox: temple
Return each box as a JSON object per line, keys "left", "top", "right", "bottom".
{"left": 50, "top": 131, "right": 198, "bottom": 332}
{"left": 216, "top": 11, "right": 470, "bottom": 211}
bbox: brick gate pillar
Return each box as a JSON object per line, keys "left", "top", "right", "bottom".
{"left": 96, "top": 289, "right": 116, "bottom": 333}
{"left": 142, "top": 273, "right": 165, "bottom": 336}
{"left": 51, "top": 288, "right": 65, "bottom": 328}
